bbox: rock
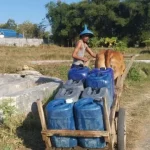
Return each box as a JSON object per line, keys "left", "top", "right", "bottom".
{"left": 0, "top": 78, "right": 35, "bottom": 97}
{"left": 0, "top": 82, "right": 62, "bottom": 114}
{"left": 0, "top": 74, "right": 22, "bottom": 85}
{"left": 25, "top": 75, "right": 62, "bottom": 84}
{"left": 18, "top": 70, "right": 42, "bottom": 76}
{"left": 16, "top": 65, "right": 35, "bottom": 72}
{"left": 23, "top": 65, "right": 30, "bottom": 70}
{"left": 0, "top": 73, "right": 62, "bottom": 114}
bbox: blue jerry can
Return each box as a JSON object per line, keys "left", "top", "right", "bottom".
{"left": 68, "top": 66, "right": 90, "bottom": 82}
{"left": 86, "top": 68, "right": 114, "bottom": 107}
{"left": 74, "top": 98, "right": 106, "bottom": 149}
{"left": 54, "top": 87, "right": 81, "bottom": 103}
{"left": 81, "top": 87, "right": 111, "bottom": 111}
{"left": 45, "top": 99, "right": 77, "bottom": 148}
{"left": 63, "top": 79, "right": 84, "bottom": 92}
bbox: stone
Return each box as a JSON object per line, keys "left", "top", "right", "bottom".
{"left": 0, "top": 82, "right": 62, "bottom": 114}
{"left": 18, "top": 70, "right": 42, "bottom": 76}
{"left": 23, "top": 65, "right": 30, "bottom": 70}
{"left": 25, "top": 75, "right": 62, "bottom": 84}
{"left": 0, "top": 73, "right": 63, "bottom": 114}
{"left": 0, "top": 74, "right": 22, "bottom": 85}
{"left": 0, "top": 78, "right": 35, "bottom": 97}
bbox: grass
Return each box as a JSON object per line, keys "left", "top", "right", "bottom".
{"left": 0, "top": 45, "right": 74, "bottom": 74}
{"left": 127, "top": 63, "right": 150, "bottom": 82}
{"left": 0, "top": 45, "right": 149, "bottom": 76}
{"left": 0, "top": 45, "right": 149, "bottom": 149}
{"left": 34, "top": 63, "right": 70, "bottom": 81}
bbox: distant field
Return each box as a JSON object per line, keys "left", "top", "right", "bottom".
{"left": 0, "top": 45, "right": 149, "bottom": 80}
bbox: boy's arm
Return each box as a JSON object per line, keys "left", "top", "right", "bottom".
{"left": 86, "top": 45, "right": 96, "bottom": 58}
{"left": 72, "top": 41, "right": 88, "bottom": 62}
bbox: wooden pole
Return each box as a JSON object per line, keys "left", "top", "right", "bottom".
{"left": 42, "top": 130, "right": 109, "bottom": 137}
{"left": 36, "top": 99, "right": 52, "bottom": 149}
{"left": 103, "top": 97, "right": 114, "bottom": 150}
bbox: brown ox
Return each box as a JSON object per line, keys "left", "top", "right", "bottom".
{"left": 95, "top": 50, "right": 125, "bottom": 79}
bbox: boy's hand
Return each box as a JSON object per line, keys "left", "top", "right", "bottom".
{"left": 82, "top": 57, "right": 88, "bottom": 62}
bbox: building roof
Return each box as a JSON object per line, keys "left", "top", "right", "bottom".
{"left": 0, "top": 29, "right": 23, "bottom": 38}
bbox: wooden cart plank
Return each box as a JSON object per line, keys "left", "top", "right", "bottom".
{"left": 110, "top": 96, "right": 119, "bottom": 127}
{"left": 62, "top": 148, "right": 73, "bottom": 150}
{"left": 37, "top": 99, "right": 52, "bottom": 149}
{"left": 73, "top": 146, "right": 109, "bottom": 150}
{"left": 42, "top": 130, "right": 109, "bottom": 137}
{"left": 53, "top": 146, "right": 110, "bottom": 150}
{"left": 103, "top": 98, "right": 114, "bottom": 150}
{"left": 37, "top": 99, "right": 47, "bottom": 130}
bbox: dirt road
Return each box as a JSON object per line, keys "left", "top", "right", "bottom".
{"left": 29, "top": 59, "right": 150, "bottom": 65}
{"left": 121, "top": 81, "right": 150, "bottom": 150}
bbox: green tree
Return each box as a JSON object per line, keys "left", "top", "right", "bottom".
{"left": 5, "top": 19, "right": 17, "bottom": 30}
{"left": 0, "top": 19, "right": 17, "bottom": 30}
{"left": 18, "top": 21, "right": 46, "bottom": 38}
{"left": 45, "top": 0, "right": 150, "bottom": 47}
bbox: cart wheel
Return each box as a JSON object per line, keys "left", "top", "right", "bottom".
{"left": 117, "top": 108, "right": 126, "bottom": 150}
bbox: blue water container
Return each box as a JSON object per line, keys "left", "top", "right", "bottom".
{"left": 54, "top": 87, "right": 81, "bottom": 103}
{"left": 63, "top": 79, "right": 84, "bottom": 92}
{"left": 86, "top": 68, "right": 114, "bottom": 107}
{"left": 68, "top": 66, "right": 90, "bottom": 81}
{"left": 81, "top": 87, "right": 111, "bottom": 110}
{"left": 45, "top": 99, "right": 77, "bottom": 148}
{"left": 74, "top": 98, "right": 106, "bottom": 149}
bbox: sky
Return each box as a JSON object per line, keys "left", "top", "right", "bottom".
{"left": 0, "top": 0, "right": 81, "bottom": 30}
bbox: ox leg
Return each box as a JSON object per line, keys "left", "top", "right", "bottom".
{"left": 95, "top": 53, "right": 106, "bottom": 68}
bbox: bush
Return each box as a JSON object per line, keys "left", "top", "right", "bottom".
{"left": 89, "top": 37, "right": 104, "bottom": 47}
{"left": 127, "top": 63, "right": 150, "bottom": 81}
{"left": 142, "top": 39, "right": 150, "bottom": 47}
{"left": 115, "top": 41, "right": 127, "bottom": 52}
{"left": 128, "top": 67, "right": 142, "bottom": 81}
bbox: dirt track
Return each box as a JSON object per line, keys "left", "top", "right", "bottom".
{"left": 29, "top": 59, "right": 150, "bottom": 65}
{"left": 121, "top": 81, "right": 150, "bottom": 150}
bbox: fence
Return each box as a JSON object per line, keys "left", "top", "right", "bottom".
{"left": 0, "top": 38, "right": 43, "bottom": 47}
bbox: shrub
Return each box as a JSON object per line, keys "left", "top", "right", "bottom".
{"left": 115, "top": 41, "right": 127, "bottom": 52}
{"left": 127, "top": 63, "right": 150, "bottom": 81}
{"left": 128, "top": 67, "right": 142, "bottom": 81}
{"left": 89, "top": 37, "right": 104, "bottom": 47}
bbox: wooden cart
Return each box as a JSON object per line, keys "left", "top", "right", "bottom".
{"left": 37, "top": 54, "right": 138, "bottom": 150}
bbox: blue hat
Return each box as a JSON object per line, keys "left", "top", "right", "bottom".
{"left": 79, "top": 24, "right": 94, "bottom": 37}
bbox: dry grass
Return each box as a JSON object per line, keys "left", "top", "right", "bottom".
{"left": 0, "top": 113, "right": 45, "bottom": 150}
{"left": 0, "top": 45, "right": 74, "bottom": 74}
{"left": 0, "top": 45, "right": 149, "bottom": 75}
{"left": 121, "top": 81, "right": 150, "bottom": 150}
{"left": 34, "top": 63, "right": 70, "bottom": 81}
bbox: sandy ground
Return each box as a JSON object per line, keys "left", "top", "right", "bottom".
{"left": 121, "top": 81, "right": 150, "bottom": 150}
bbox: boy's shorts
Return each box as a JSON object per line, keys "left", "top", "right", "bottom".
{"left": 71, "top": 64, "right": 84, "bottom": 68}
